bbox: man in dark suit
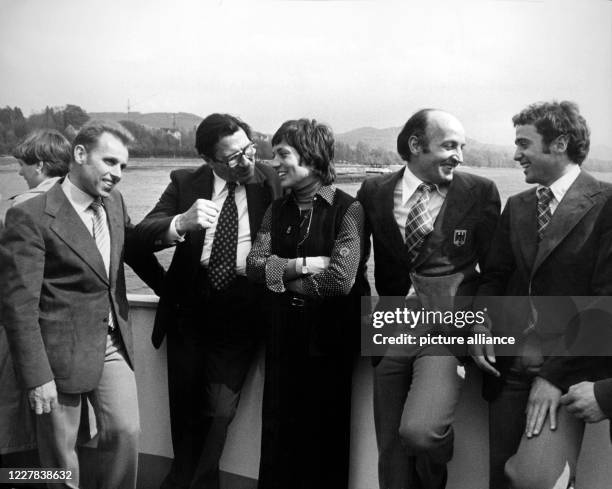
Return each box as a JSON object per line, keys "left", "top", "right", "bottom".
{"left": 0, "top": 120, "right": 164, "bottom": 489}
{"left": 471, "top": 101, "right": 612, "bottom": 489}
{"left": 357, "top": 109, "right": 501, "bottom": 489}
{"left": 134, "top": 113, "right": 280, "bottom": 489}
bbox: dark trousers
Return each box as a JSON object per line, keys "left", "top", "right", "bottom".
{"left": 258, "top": 298, "right": 353, "bottom": 489}
{"left": 161, "top": 276, "right": 261, "bottom": 489}
{"left": 374, "top": 346, "right": 463, "bottom": 489}
{"left": 489, "top": 361, "right": 585, "bottom": 489}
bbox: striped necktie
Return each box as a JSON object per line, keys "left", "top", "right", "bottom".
{"left": 90, "top": 198, "right": 114, "bottom": 330}
{"left": 208, "top": 182, "right": 238, "bottom": 290}
{"left": 536, "top": 187, "right": 554, "bottom": 241}
{"left": 405, "top": 183, "right": 436, "bottom": 264}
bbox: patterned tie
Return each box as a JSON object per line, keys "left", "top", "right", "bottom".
{"left": 90, "top": 198, "right": 114, "bottom": 330}
{"left": 536, "top": 187, "right": 554, "bottom": 241}
{"left": 208, "top": 181, "right": 238, "bottom": 290}
{"left": 405, "top": 183, "right": 436, "bottom": 264}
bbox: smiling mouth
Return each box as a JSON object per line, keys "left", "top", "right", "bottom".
{"left": 277, "top": 171, "right": 287, "bottom": 178}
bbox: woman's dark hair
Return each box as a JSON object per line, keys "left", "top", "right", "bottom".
{"left": 13, "top": 129, "right": 72, "bottom": 177}
{"left": 272, "top": 119, "right": 336, "bottom": 185}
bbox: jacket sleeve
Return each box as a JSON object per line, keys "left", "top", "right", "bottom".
{"left": 121, "top": 193, "right": 166, "bottom": 296}
{"left": 133, "top": 170, "right": 183, "bottom": 250}
{"left": 0, "top": 206, "right": 54, "bottom": 389}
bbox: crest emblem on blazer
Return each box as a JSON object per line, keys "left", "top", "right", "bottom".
{"left": 453, "top": 229, "right": 467, "bottom": 247}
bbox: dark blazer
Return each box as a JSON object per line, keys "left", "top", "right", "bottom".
{"left": 357, "top": 168, "right": 500, "bottom": 363}
{"left": 357, "top": 168, "right": 501, "bottom": 298}
{"left": 476, "top": 171, "right": 612, "bottom": 399}
{"left": 0, "top": 182, "right": 164, "bottom": 394}
{"left": 134, "top": 162, "right": 281, "bottom": 348}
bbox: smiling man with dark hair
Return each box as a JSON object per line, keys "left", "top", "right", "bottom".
{"left": 472, "top": 100, "right": 612, "bottom": 489}
{"left": 135, "top": 113, "right": 280, "bottom": 489}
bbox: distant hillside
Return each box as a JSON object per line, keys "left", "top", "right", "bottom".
{"left": 88, "top": 112, "right": 202, "bottom": 132}
{"left": 337, "top": 126, "right": 514, "bottom": 167}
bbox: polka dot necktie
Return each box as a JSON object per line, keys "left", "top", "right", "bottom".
{"left": 536, "top": 186, "right": 554, "bottom": 241}
{"left": 90, "top": 198, "right": 115, "bottom": 330}
{"left": 208, "top": 181, "right": 238, "bottom": 290}
{"left": 404, "top": 183, "right": 436, "bottom": 264}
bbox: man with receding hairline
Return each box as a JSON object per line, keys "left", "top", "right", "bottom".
{"left": 0, "top": 120, "right": 164, "bottom": 489}
{"left": 357, "top": 108, "right": 500, "bottom": 489}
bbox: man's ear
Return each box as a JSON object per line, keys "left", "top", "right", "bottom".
{"left": 551, "top": 135, "right": 569, "bottom": 155}
{"left": 408, "top": 135, "right": 422, "bottom": 156}
{"left": 73, "top": 144, "right": 87, "bottom": 165}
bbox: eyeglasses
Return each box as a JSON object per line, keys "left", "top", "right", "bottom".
{"left": 214, "top": 143, "right": 257, "bottom": 167}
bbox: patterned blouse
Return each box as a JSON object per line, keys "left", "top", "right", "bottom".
{"left": 246, "top": 185, "right": 364, "bottom": 297}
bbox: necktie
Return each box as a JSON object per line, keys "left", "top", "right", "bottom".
{"left": 208, "top": 182, "right": 238, "bottom": 290}
{"left": 536, "top": 187, "right": 554, "bottom": 241}
{"left": 90, "top": 198, "right": 114, "bottom": 330}
{"left": 405, "top": 183, "right": 436, "bottom": 264}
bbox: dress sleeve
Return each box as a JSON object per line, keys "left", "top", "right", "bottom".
{"left": 301, "top": 201, "right": 364, "bottom": 297}
{"left": 246, "top": 204, "right": 289, "bottom": 293}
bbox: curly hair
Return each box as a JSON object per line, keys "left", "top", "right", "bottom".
{"left": 512, "top": 101, "right": 590, "bottom": 164}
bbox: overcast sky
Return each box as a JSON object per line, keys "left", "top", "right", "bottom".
{"left": 1, "top": 0, "right": 611, "bottom": 146}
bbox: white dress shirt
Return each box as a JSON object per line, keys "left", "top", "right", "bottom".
{"left": 168, "top": 171, "right": 251, "bottom": 275}
{"left": 538, "top": 164, "right": 581, "bottom": 215}
{"left": 394, "top": 166, "right": 448, "bottom": 241}
{"left": 61, "top": 176, "right": 97, "bottom": 236}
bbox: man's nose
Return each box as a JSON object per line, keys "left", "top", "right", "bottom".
{"left": 109, "top": 164, "right": 122, "bottom": 180}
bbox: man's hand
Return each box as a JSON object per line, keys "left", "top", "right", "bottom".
{"left": 176, "top": 199, "right": 220, "bottom": 233}
{"left": 525, "top": 376, "right": 562, "bottom": 437}
{"left": 28, "top": 380, "right": 58, "bottom": 415}
{"left": 560, "top": 381, "right": 607, "bottom": 423}
{"left": 469, "top": 322, "right": 500, "bottom": 377}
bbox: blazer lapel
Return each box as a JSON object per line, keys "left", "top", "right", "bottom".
{"left": 513, "top": 190, "right": 539, "bottom": 273}
{"left": 377, "top": 169, "right": 411, "bottom": 269}
{"left": 46, "top": 185, "right": 109, "bottom": 284}
{"left": 413, "top": 172, "right": 476, "bottom": 269}
{"left": 246, "top": 164, "right": 271, "bottom": 241}
{"left": 531, "top": 171, "right": 599, "bottom": 276}
{"left": 104, "top": 192, "right": 124, "bottom": 286}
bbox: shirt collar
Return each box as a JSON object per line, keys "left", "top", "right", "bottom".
{"left": 539, "top": 164, "right": 581, "bottom": 203}
{"left": 285, "top": 184, "right": 336, "bottom": 207}
{"left": 401, "top": 166, "right": 447, "bottom": 205}
{"left": 212, "top": 170, "right": 242, "bottom": 196}
{"left": 61, "top": 176, "right": 96, "bottom": 213}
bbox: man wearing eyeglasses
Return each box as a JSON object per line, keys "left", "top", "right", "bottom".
{"left": 135, "top": 113, "right": 280, "bottom": 489}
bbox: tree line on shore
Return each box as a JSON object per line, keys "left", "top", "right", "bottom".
{"left": 1, "top": 105, "right": 609, "bottom": 171}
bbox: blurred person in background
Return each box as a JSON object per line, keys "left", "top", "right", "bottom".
{"left": 10, "top": 129, "right": 71, "bottom": 206}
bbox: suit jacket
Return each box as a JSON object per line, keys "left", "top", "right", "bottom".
{"left": 357, "top": 168, "right": 501, "bottom": 297}
{"left": 476, "top": 171, "right": 612, "bottom": 399}
{"left": 134, "top": 162, "right": 281, "bottom": 348}
{"left": 357, "top": 168, "right": 501, "bottom": 362}
{"left": 0, "top": 182, "right": 164, "bottom": 394}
